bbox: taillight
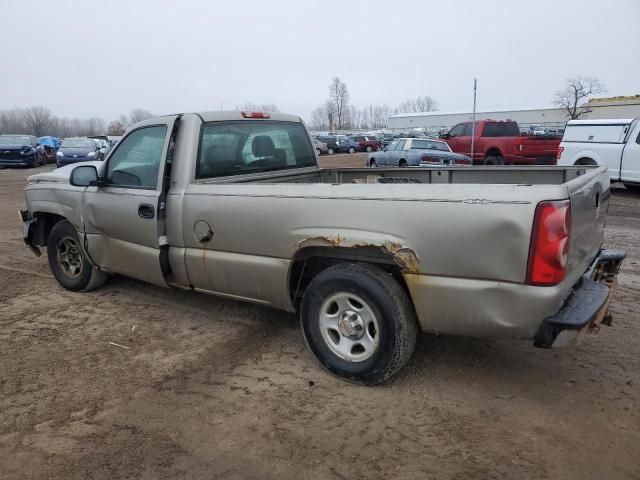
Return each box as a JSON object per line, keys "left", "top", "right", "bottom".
{"left": 241, "top": 111, "right": 270, "bottom": 119}
{"left": 557, "top": 146, "right": 564, "bottom": 160}
{"left": 526, "top": 200, "right": 571, "bottom": 286}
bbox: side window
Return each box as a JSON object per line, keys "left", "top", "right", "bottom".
{"left": 449, "top": 124, "right": 465, "bottom": 136}
{"left": 483, "top": 123, "right": 502, "bottom": 137}
{"left": 505, "top": 122, "right": 520, "bottom": 136}
{"left": 387, "top": 141, "right": 398, "bottom": 151}
{"left": 395, "top": 140, "right": 406, "bottom": 151}
{"left": 463, "top": 123, "right": 476, "bottom": 136}
{"left": 106, "top": 126, "right": 167, "bottom": 189}
{"left": 411, "top": 140, "right": 427, "bottom": 149}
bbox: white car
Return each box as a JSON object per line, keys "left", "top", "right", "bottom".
{"left": 557, "top": 119, "right": 640, "bottom": 190}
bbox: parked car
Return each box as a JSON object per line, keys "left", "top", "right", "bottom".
{"left": 440, "top": 120, "right": 561, "bottom": 165}
{"left": 20, "top": 110, "right": 624, "bottom": 384}
{"left": 316, "top": 136, "right": 360, "bottom": 154}
{"left": 56, "top": 137, "right": 104, "bottom": 167}
{"left": 557, "top": 118, "right": 640, "bottom": 190}
{"left": 314, "top": 139, "right": 328, "bottom": 155}
{"left": 0, "top": 134, "right": 46, "bottom": 168}
{"left": 37, "top": 136, "right": 61, "bottom": 163}
{"left": 368, "top": 138, "right": 471, "bottom": 167}
{"left": 348, "top": 135, "right": 382, "bottom": 152}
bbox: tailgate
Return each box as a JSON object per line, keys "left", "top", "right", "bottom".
{"left": 520, "top": 136, "right": 561, "bottom": 156}
{"left": 565, "top": 166, "right": 610, "bottom": 283}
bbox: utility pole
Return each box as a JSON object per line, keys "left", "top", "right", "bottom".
{"left": 470, "top": 78, "right": 477, "bottom": 165}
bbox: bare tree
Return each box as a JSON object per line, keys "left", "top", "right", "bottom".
{"left": 328, "top": 77, "right": 349, "bottom": 129}
{"left": 24, "top": 106, "right": 52, "bottom": 137}
{"left": 397, "top": 95, "right": 438, "bottom": 113}
{"left": 128, "top": 108, "right": 153, "bottom": 125}
{"left": 106, "top": 120, "right": 126, "bottom": 136}
{"left": 310, "top": 105, "right": 328, "bottom": 131}
{"left": 553, "top": 76, "right": 606, "bottom": 120}
{"left": 118, "top": 114, "right": 130, "bottom": 129}
{"left": 324, "top": 99, "right": 336, "bottom": 131}
{"left": 239, "top": 102, "right": 280, "bottom": 113}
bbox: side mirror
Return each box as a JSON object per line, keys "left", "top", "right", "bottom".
{"left": 70, "top": 165, "right": 100, "bottom": 187}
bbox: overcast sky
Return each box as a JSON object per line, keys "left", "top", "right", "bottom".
{"left": 1, "top": 0, "right": 639, "bottom": 122}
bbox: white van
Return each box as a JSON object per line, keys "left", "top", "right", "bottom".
{"left": 557, "top": 119, "right": 640, "bottom": 189}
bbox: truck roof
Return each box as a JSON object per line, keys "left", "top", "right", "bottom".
{"left": 567, "top": 119, "right": 636, "bottom": 126}
{"left": 196, "top": 111, "right": 302, "bottom": 123}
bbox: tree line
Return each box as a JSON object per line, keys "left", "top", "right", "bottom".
{"left": 309, "top": 77, "right": 439, "bottom": 131}
{"left": 0, "top": 106, "right": 155, "bottom": 138}
{"left": 0, "top": 76, "right": 604, "bottom": 138}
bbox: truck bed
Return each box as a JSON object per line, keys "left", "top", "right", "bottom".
{"left": 201, "top": 165, "right": 591, "bottom": 185}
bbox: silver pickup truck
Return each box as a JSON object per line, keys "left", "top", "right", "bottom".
{"left": 20, "top": 111, "right": 625, "bottom": 384}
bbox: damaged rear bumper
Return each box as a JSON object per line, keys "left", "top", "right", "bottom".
{"left": 534, "top": 249, "right": 625, "bottom": 348}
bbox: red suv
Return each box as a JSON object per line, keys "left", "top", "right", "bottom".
{"left": 349, "top": 135, "right": 382, "bottom": 153}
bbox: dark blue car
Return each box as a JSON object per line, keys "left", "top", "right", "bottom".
{"left": 0, "top": 134, "right": 46, "bottom": 168}
{"left": 316, "top": 136, "right": 360, "bottom": 154}
{"left": 56, "top": 137, "right": 103, "bottom": 167}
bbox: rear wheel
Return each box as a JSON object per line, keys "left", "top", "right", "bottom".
{"left": 328, "top": 148, "right": 335, "bottom": 155}
{"left": 366, "top": 145, "right": 373, "bottom": 153}
{"left": 348, "top": 147, "right": 356, "bottom": 154}
{"left": 47, "top": 220, "right": 108, "bottom": 291}
{"left": 369, "top": 159, "right": 377, "bottom": 167}
{"left": 300, "top": 263, "right": 417, "bottom": 384}
{"left": 484, "top": 155, "right": 504, "bottom": 165}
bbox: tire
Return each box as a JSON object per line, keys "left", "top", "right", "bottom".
{"left": 300, "top": 263, "right": 418, "bottom": 385}
{"left": 366, "top": 145, "right": 373, "bottom": 153}
{"left": 348, "top": 147, "right": 356, "bottom": 154}
{"left": 328, "top": 148, "right": 335, "bottom": 155}
{"left": 369, "top": 159, "right": 377, "bottom": 167}
{"left": 47, "top": 220, "right": 108, "bottom": 292}
{"left": 399, "top": 159, "right": 407, "bottom": 167}
{"left": 484, "top": 155, "right": 504, "bottom": 165}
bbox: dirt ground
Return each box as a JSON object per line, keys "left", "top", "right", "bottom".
{"left": 1, "top": 160, "right": 639, "bottom": 480}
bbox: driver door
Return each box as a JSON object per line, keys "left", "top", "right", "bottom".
{"left": 82, "top": 118, "right": 177, "bottom": 286}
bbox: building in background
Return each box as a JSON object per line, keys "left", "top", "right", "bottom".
{"left": 387, "top": 95, "right": 640, "bottom": 132}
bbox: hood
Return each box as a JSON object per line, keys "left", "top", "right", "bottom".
{"left": 0, "top": 144, "right": 32, "bottom": 151}
{"left": 59, "top": 147, "right": 95, "bottom": 156}
{"left": 27, "top": 161, "right": 103, "bottom": 185}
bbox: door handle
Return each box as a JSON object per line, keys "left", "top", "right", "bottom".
{"left": 138, "top": 204, "right": 155, "bottom": 219}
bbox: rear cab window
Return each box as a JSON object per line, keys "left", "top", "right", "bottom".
{"left": 197, "top": 120, "right": 316, "bottom": 178}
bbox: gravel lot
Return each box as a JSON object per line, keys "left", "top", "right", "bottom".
{"left": 1, "top": 161, "right": 639, "bottom": 480}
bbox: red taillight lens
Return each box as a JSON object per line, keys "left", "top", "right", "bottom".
{"left": 526, "top": 200, "right": 571, "bottom": 286}
{"left": 241, "top": 111, "right": 270, "bottom": 119}
{"left": 556, "top": 146, "right": 564, "bottom": 160}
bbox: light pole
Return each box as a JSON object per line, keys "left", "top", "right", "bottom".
{"left": 470, "top": 78, "right": 477, "bottom": 164}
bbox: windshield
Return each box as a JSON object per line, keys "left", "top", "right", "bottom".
{"left": 197, "top": 120, "right": 316, "bottom": 178}
{"left": 0, "top": 135, "right": 31, "bottom": 146}
{"left": 61, "top": 139, "right": 96, "bottom": 148}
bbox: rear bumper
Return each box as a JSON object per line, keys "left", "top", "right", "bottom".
{"left": 533, "top": 249, "right": 625, "bottom": 348}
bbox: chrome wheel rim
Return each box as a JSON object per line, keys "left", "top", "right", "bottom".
{"left": 57, "top": 236, "right": 83, "bottom": 278}
{"left": 319, "top": 292, "right": 379, "bottom": 362}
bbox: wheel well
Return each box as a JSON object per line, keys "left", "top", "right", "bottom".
{"left": 484, "top": 148, "right": 502, "bottom": 159}
{"left": 399, "top": 158, "right": 407, "bottom": 165}
{"left": 369, "top": 157, "right": 375, "bottom": 164}
{"left": 30, "top": 212, "right": 66, "bottom": 246}
{"left": 289, "top": 247, "right": 409, "bottom": 309}
{"left": 574, "top": 157, "right": 597, "bottom": 166}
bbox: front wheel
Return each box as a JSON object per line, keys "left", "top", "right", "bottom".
{"left": 348, "top": 147, "right": 356, "bottom": 154}
{"left": 366, "top": 145, "right": 373, "bottom": 152}
{"left": 328, "top": 148, "right": 335, "bottom": 155}
{"left": 47, "top": 220, "right": 108, "bottom": 291}
{"left": 300, "top": 263, "right": 418, "bottom": 385}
